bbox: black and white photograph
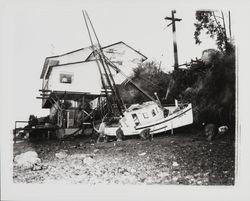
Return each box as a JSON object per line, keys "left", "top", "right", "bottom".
{"left": 0, "top": 0, "right": 249, "bottom": 200}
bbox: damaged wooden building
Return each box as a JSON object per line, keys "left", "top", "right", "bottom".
{"left": 38, "top": 41, "right": 147, "bottom": 137}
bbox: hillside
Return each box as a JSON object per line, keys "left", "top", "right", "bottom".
{"left": 119, "top": 45, "right": 236, "bottom": 135}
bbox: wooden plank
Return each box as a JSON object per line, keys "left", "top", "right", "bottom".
{"left": 39, "top": 89, "right": 52, "bottom": 92}
{"left": 164, "top": 17, "right": 182, "bottom": 21}
{"left": 40, "top": 93, "right": 50, "bottom": 96}
{"left": 36, "top": 97, "right": 49, "bottom": 99}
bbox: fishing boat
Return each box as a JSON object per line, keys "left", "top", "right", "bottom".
{"left": 104, "top": 101, "right": 193, "bottom": 137}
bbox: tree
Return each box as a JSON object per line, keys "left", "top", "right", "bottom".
{"left": 194, "top": 10, "right": 233, "bottom": 54}
{"left": 118, "top": 61, "right": 171, "bottom": 105}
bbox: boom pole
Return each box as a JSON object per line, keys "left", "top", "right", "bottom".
{"left": 82, "top": 10, "right": 113, "bottom": 114}
{"left": 84, "top": 10, "right": 125, "bottom": 116}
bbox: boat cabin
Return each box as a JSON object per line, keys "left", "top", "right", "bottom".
{"left": 120, "top": 101, "right": 165, "bottom": 128}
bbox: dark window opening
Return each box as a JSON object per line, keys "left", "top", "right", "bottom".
{"left": 132, "top": 113, "right": 140, "bottom": 126}
{"left": 163, "top": 109, "right": 169, "bottom": 117}
{"left": 60, "top": 74, "right": 73, "bottom": 84}
{"left": 152, "top": 109, "right": 156, "bottom": 117}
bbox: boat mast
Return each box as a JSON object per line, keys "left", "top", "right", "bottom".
{"left": 83, "top": 10, "right": 124, "bottom": 117}
{"left": 104, "top": 57, "right": 165, "bottom": 111}
{"left": 84, "top": 11, "right": 125, "bottom": 116}
{"left": 82, "top": 10, "right": 113, "bottom": 115}
{"left": 83, "top": 10, "right": 164, "bottom": 112}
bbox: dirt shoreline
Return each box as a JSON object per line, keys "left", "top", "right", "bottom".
{"left": 13, "top": 131, "right": 235, "bottom": 185}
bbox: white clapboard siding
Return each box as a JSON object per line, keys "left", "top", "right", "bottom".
{"left": 47, "top": 61, "right": 102, "bottom": 94}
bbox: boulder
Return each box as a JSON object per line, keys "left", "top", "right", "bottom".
{"left": 218, "top": 125, "right": 229, "bottom": 135}
{"left": 139, "top": 128, "right": 151, "bottom": 140}
{"left": 55, "top": 151, "right": 68, "bottom": 159}
{"left": 204, "top": 123, "right": 217, "bottom": 141}
{"left": 14, "top": 151, "right": 41, "bottom": 169}
{"left": 172, "top": 161, "right": 179, "bottom": 167}
{"left": 116, "top": 127, "right": 124, "bottom": 141}
{"left": 83, "top": 157, "right": 95, "bottom": 166}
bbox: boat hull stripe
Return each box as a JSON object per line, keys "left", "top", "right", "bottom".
{"left": 135, "top": 107, "right": 192, "bottom": 130}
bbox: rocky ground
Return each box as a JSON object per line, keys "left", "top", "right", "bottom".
{"left": 13, "top": 131, "right": 235, "bottom": 185}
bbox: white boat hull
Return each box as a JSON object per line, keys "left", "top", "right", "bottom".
{"left": 105, "top": 103, "right": 193, "bottom": 136}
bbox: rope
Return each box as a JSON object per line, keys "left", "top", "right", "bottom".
{"left": 103, "top": 56, "right": 166, "bottom": 110}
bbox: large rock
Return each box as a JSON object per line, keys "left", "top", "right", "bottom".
{"left": 218, "top": 125, "right": 229, "bottom": 135}
{"left": 139, "top": 128, "right": 151, "bottom": 140}
{"left": 14, "top": 151, "right": 41, "bottom": 169}
{"left": 83, "top": 157, "right": 95, "bottom": 166}
{"left": 55, "top": 151, "right": 68, "bottom": 159}
{"left": 116, "top": 128, "right": 124, "bottom": 141}
{"left": 204, "top": 123, "right": 217, "bottom": 141}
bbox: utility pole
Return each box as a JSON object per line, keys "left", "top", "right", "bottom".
{"left": 228, "top": 11, "right": 232, "bottom": 38}
{"left": 165, "top": 10, "right": 182, "bottom": 70}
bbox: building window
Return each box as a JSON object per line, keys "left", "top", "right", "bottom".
{"left": 143, "top": 113, "right": 149, "bottom": 119}
{"left": 60, "top": 74, "right": 73, "bottom": 84}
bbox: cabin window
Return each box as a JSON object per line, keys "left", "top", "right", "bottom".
{"left": 163, "top": 109, "right": 169, "bottom": 117}
{"left": 143, "top": 113, "right": 149, "bottom": 119}
{"left": 132, "top": 113, "right": 140, "bottom": 126}
{"left": 60, "top": 74, "right": 73, "bottom": 84}
{"left": 152, "top": 109, "right": 156, "bottom": 117}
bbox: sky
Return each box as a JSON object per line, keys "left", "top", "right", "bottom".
{"left": 0, "top": 0, "right": 235, "bottom": 123}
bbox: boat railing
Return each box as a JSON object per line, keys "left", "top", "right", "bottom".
{"left": 162, "top": 102, "right": 190, "bottom": 107}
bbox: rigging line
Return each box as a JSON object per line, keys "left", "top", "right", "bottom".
{"left": 84, "top": 11, "right": 101, "bottom": 49}
{"left": 82, "top": 10, "right": 113, "bottom": 114}
{"left": 85, "top": 10, "right": 124, "bottom": 106}
{"left": 98, "top": 55, "right": 118, "bottom": 103}
{"left": 98, "top": 97, "right": 103, "bottom": 118}
{"left": 100, "top": 55, "right": 124, "bottom": 116}
{"left": 85, "top": 10, "right": 124, "bottom": 116}
{"left": 82, "top": 10, "right": 95, "bottom": 49}
{"left": 134, "top": 73, "right": 167, "bottom": 91}
{"left": 103, "top": 56, "right": 164, "bottom": 110}
{"left": 101, "top": 54, "right": 126, "bottom": 110}
{"left": 101, "top": 52, "right": 125, "bottom": 110}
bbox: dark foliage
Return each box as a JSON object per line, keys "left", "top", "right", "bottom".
{"left": 183, "top": 48, "right": 235, "bottom": 127}
{"left": 194, "top": 10, "right": 233, "bottom": 54}
{"left": 119, "top": 61, "right": 170, "bottom": 105}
